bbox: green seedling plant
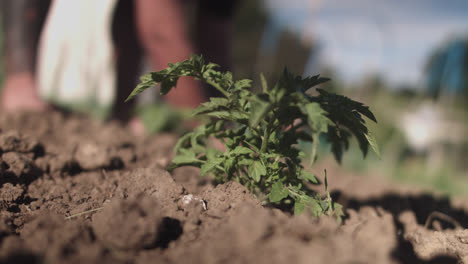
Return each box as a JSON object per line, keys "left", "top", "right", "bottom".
{"left": 126, "top": 54, "right": 379, "bottom": 219}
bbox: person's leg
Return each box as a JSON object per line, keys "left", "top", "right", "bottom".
{"left": 195, "top": 0, "right": 238, "bottom": 70}
{"left": 195, "top": 0, "right": 238, "bottom": 97}
{"left": 0, "top": 0, "right": 51, "bottom": 111}
{"left": 111, "top": 0, "right": 143, "bottom": 123}
{"left": 134, "top": 0, "right": 207, "bottom": 109}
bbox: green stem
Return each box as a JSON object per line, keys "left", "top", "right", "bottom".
{"left": 251, "top": 128, "right": 261, "bottom": 138}
{"left": 260, "top": 126, "right": 270, "bottom": 153}
{"left": 310, "top": 134, "right": 318, "bottom": 166}
{"left": 286, "top": 186, "right": 301, "bottom": 198}
{"left": 242, "top": 167, "right": 249, "bottom": 179}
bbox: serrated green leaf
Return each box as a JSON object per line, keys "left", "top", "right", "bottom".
{"left": 365, "top": 131, "right": 380, "bottom": 157}
{"left": 249, "top": 99, "right": 271, "bottom": 127}
{"left": 160, "top": 78, "right": 177, "bottom": 95}
{"left": 172, "top": 149, "right": 198, "bottom": 164}
{"left": 128, "top": 55, "right": 212, "bottom": 101}
{"left": 230, "top": 146, "right": 254, "bottom": 156}
{"left": 351, "top": 102, "right": 377, "bottom": 123}
{"left": 206, "top": 148, "right": 222, "bottom": 159}
{"left": 293, "top": 196, "right": 314, "bottom": 214}
{"left": 192, "top": 98, "right": 230, "bottom": 116}
{"left": 293, "top": 199, "right": 306, "bottom": 214}
{"left": 248, "top": 160, "right": 267, "bottom": 182}
{"left": 174, "top": 132, "right": 192, "bottom": 153}
{"left": 260, "top": 73, "right": 268, "bottom": 93}
{"left": 294, "top": 196, "right": 322, "bottom": 215}
{"left": 189, "top": 125, "right": 207, "bottom": 153}
{"left": 233, "top": 79, "right": 252, "bottom": 90}
{"left": 125, "top": 76, "right": 156, "bottom": 102}
{"left": 207, "top": 110, "right": 247, "bottom": 121}
{"left": 224, "top": 157, "right": 235, "bottom": 174}
{"left": 169, "top": 154, "right": 202, "bottom": 171}
{"left": 332, "top": 202, "right": 344, "bottom": 224}
{"left": 269, "top": 181, "right": 289, "bottom": 202}
{"left": 225, "top": 138, "right": 234, "bottom": 147}
{"left": 238, "top": 158, "right": 254, "bottom": 166}
{"left": 166, "top": 163, "right": 178, "bottom": 171}
{"left": 302, "top": 171, "right": 319, "bottom": 184}
{"left": 301, "top": 103, "right": 329, "bottom": 134}
{"left": 231, "top": 111, "right": 249, "bottom": 121}
{"left": 200, "top": 158, "right": 224, "bottom": 176}
{"left": 274, "top": 86, "right": 286, "bottom": 102}
{"left": 301, "top": 75, "right": 330, "bottom": 92}
{"left": 268, "top": 131, "right": 280, "bottom": 145}
{"left": 209, "top": 97, "right": 229, "bottom": 105}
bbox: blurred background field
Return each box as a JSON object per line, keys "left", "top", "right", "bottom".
{"left": 1, "top": 0, "right": 467, "bottom": 196}
{"left": 232, "top": 0, "right": 468, "bottom": 197}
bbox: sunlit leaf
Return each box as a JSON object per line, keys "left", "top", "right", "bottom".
{"left": 365, "top": 131, "right": 380, "bottom": 157}
{"left": 200, "top": 158, "right": 224, "bottom": 176}
{"left": 248, "top": 161, "right": 266, "bottom": 182}
{"left": 230, "top": 146, "right": 254, "bottom": 156}
{"left": 269, "top": 181, "right": 289, "bottom": 202}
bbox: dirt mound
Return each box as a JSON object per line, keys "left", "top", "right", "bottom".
{"left": 92, "top": 194, "right": 182, "bottom": 250}
{"left": 0, "top": 111, "right": 467, "bottom": 264}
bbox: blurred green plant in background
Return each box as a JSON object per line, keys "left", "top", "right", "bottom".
{"left": 135, "top": 103, "right": 192, "bottom": 134}
{"left": 325, "top": 86, "right": 468, "bottom": 197}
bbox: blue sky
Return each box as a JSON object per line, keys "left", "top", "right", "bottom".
{"left": 263, "top": 0, "right": 468, "bottom": 88}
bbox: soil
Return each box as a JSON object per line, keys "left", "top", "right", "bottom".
{"left": 0, "top": 111, "right": 467, "bottom": 264}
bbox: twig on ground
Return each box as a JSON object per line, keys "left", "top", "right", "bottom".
{"left": 64, "top": 207, "right": 103, "bottom": 220}
{"left": 424, "top": 211, "right": 462, "bottom": 230}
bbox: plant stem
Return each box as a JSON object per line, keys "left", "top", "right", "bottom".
{"left": 310, "top": 134, "right": 318, "bottom": 166}
{"left": 260, "top": 126, "right": 270, "bottom": 153}
{"left": 286, "top": 186, "right": 301, "bottom": 198}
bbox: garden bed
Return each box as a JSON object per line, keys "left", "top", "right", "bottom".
{"left": 0, "top": 111, "right": 467, "bottom": 264}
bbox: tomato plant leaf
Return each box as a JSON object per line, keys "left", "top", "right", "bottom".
{"left": 200, "top": 157, "right": 224, "bottom": 176}
{"left": 249, "top": 98, "right": 271, "bottom": 127}
{"left": 365, "top": 131, "right": 380, "bottom": 157}
{"left": 302, "top": 171, "right": 319, "bottom": 184}
{"left": 125, "top": 74, "right": 157, "bottom": 102}
{"left": 192, "top": 98, "right": 230, "bottom": 116}
{"left": 260, "top": 73, "right": 268, "bottom": 93}
{"left": 230, "top": 146, "right": 254, "bottom": 156}
{"left": 269, "top": 181, "right": 289, "bottom": 202}
{"left": 248, "top": 160, "right": 266, "bottom": 182}
{"left": 294, "top": 196, "right": 322, "bottom": 215}
{"left": 300, "top": 103, "right": 329, "bottom": 134}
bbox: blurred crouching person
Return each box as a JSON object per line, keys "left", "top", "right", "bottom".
{"left": 0, "top": 0, "right": 238, "bottom": 133}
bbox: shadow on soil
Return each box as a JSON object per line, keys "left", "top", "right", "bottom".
{"left": 335, "top": 191, "right": 467, "bottom": 264}
{"left": 154, "top": 217, "right": 183, "bottom": 249}
{"left": 0, "top": 252, "right": 43, "bottom": 264}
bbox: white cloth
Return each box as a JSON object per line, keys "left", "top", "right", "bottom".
{"left": 37, "top": 0, "right": 117, "bottom": 114}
